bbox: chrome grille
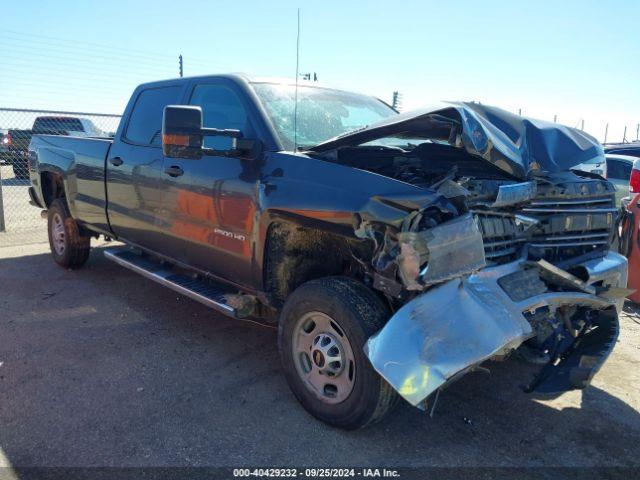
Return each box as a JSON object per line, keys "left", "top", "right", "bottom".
{"left": 525, "top": 195, "right": 615, "bottom": 257}
{"left": 475, "top": 212, "right": 522, "bottom": 263}
{"left": 475, "top": 179, "right": 617, "bottom": 264}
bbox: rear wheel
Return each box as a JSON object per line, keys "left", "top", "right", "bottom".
{"left": 47, "top": 198, "right": 91, "bottom": 269}
{"left": 278, "top": 276, "right": 398, "bottom": 429}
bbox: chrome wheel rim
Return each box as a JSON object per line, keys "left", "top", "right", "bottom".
{"left": 51, "top": 213, "right": 66, "bottom": 255}
{"left": 292, "top": 311, "right": 356, "bottom": 404}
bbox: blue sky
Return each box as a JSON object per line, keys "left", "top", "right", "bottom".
{"left": 1, "top": 0, "right": 638, "bottom": 141}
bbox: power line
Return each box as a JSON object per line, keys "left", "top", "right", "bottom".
{"left": 3, "top": 66, "right": 163, "bottom": 85}
{"left": 0, "top": 30, "right": 233, "bottom": 71}
{"left": 0, "top": 37, "right": 231, "bottom": 71}
{"left": 0, "top": 41, "right": 176, "bottom": 68}
{"left": 0, "top": 29, "right": 178, "bottom": 60}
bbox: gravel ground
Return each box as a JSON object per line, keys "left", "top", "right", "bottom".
{"left": 0, "top": 165, "right": 47, "bottom": 246}
{"left": 0, "top": 241, "right": 639, "bottom": 474}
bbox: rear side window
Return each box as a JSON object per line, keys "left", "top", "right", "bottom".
{"left": 125, "top": 86, "right": 181, "bottom": 146}
{"left": 607, "top": 159, "right": 632, "bottom": 180}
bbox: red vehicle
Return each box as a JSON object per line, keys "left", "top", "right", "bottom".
{"left": 619, "top": 194, "right": 640, "bottom": 303}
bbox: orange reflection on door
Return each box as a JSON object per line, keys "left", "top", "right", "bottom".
{"left": 170, "top": 189, "right": 254, "bottom": 256}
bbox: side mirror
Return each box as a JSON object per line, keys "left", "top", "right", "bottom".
{"left": 162, "top": 105, "right": 204, "bottom": 159}
{"left": 162, "top": 105, "right": 261, "bottom": 160}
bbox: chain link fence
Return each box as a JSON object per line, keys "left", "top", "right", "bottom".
{"left": 0, "top": 108, "right": 121, "bottom": 246}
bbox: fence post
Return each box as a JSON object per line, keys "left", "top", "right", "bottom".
{"left": 0, "top": 165, "right": 5, "bottom": 232}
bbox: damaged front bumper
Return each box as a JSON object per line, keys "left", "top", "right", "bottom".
{"left": 365, "top": 251, "right": 628, "bottom": 408}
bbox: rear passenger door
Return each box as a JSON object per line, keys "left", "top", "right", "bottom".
{"left": 107, "top": 84, "right": 183, "bottom": 251}
{"left": 158, "top": 80, "right": 260, "bottom": 286}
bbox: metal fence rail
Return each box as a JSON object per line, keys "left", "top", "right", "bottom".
{"left": 0, "top": 108, "right": 121, "bottom": 246}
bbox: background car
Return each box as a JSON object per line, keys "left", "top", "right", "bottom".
{"left": 572, "top": 155, "right": 607, "bottom": 176}
{"left": 605, "top": 142, "right": 640, "bottom": 158}
{"left": 606, "top": 154, "right": 636, "bottom": 205}
{"left": 572, "top": 153, "right": 635, "bottom": 206}
{"left": 8, "top": 116, "right": 105, "bottom": 180}
{"left": 0, "top": 128, "right": 8, "bottom": 165}
{"left": 629, "top": 156, "right": 640, "bottom": 196}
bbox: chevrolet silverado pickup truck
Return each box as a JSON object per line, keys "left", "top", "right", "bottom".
{"left": 28, "top": 74, "right": 628, "bottom": 429}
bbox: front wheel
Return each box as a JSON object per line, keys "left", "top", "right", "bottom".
{"left": 47, "top": 198, "right": 91, "bottom": 269}
{"left": 278, "top": 276, "right": 398, "bottom": 429}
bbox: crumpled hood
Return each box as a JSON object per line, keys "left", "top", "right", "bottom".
{"left": 309, "top": 102, "right": 605, "bottom": 179}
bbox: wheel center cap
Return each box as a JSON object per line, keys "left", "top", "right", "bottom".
{"left": 312, "top": 349, "right": 325, "bottom": 367}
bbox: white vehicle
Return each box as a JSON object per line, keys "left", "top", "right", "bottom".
{"left": 573, "top": 154, "right": 636, "bottom": 205}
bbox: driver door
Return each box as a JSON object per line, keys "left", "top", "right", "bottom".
{"left": 159, "top": 80, "right": 259, "bottom": 286}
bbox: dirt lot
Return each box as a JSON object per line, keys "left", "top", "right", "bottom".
{"left": 0, "top": 165, "right": 47, "bottom": 246}
{"left": 1, "top": 241, "right": 640, "bottom": 474}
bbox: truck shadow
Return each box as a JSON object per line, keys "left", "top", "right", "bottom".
{"left": 0, "top": 246, "right": 639, "bottom": 468}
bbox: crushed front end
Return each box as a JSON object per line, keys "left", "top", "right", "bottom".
{"left": 358, "top": 175, "right": 628, "bottom": 408}
{"left": 310, "top": 102, "right": 630, "bottom": 409}
{"left": 365, "top": 252, "right": 626, "bottom": 407}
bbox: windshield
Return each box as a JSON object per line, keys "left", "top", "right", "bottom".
{"left": 252, "top": 83, "right": 397, "bottom": 150}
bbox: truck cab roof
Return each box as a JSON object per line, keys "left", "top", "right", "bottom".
{"left": 135, "top": 73, "right": 365, "bottom": 96}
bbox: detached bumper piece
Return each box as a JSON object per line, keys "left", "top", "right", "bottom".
{"left": 365, "top": 251, "right": 627, "bottom": 408}
{"left": 525, "top": 307, "right": 618, "bottom": 394}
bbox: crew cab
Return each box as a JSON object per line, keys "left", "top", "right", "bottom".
{"left": 28, "top": 74, "right": 628, "bottom": 429}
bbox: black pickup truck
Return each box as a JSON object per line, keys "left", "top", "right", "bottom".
{"left": 7, "top": 116, "right": 104, "bottom": 179}
{"left": 28, "top": 74, "right": 628, "bottom": 429}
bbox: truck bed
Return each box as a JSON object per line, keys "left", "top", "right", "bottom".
{"left": 29, "top": 134, "right": 113, "bottom": 234}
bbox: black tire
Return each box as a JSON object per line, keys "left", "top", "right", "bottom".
{"left": 47, "top": 198, "right": 91, "bottom": 269}
{"left": 278, "top": 276, "right": 398, "bottom": 429}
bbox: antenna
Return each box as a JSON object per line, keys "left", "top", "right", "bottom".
{"left": 294, "top": 8, "right": 300, "bottom": 151}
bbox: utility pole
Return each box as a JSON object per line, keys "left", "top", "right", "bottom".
{"left": 604, "top": 123, "right": 609, "bottom": 144}
{"left": 636, "top": 123, "right": 639, "bottom": 141}
{"left": 623, "top": 126, "right": 628, "bottom": 143}
{"left": 392, "top": 91, "right": 402, "bottom": 111}
{"left": 179, "top": 54, "right": 183, "bottom": 78}
{"left": 581, "top": 119, "right": 585, "bottom": 131}
{"left": 518, "top": 108, "right": 521, "bottom": 116}
{"left": 553, "top": 114, "right": 557, "bottom": 123}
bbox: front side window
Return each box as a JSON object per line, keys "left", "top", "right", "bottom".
{"left": 252, "top": 83, "right": 396, "bottom": 150}
{"left": 189, "top": 84, "right": 252, "bottom": 150}
{"left": 125, "top": 86, "right": 181, "bottom": 146}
